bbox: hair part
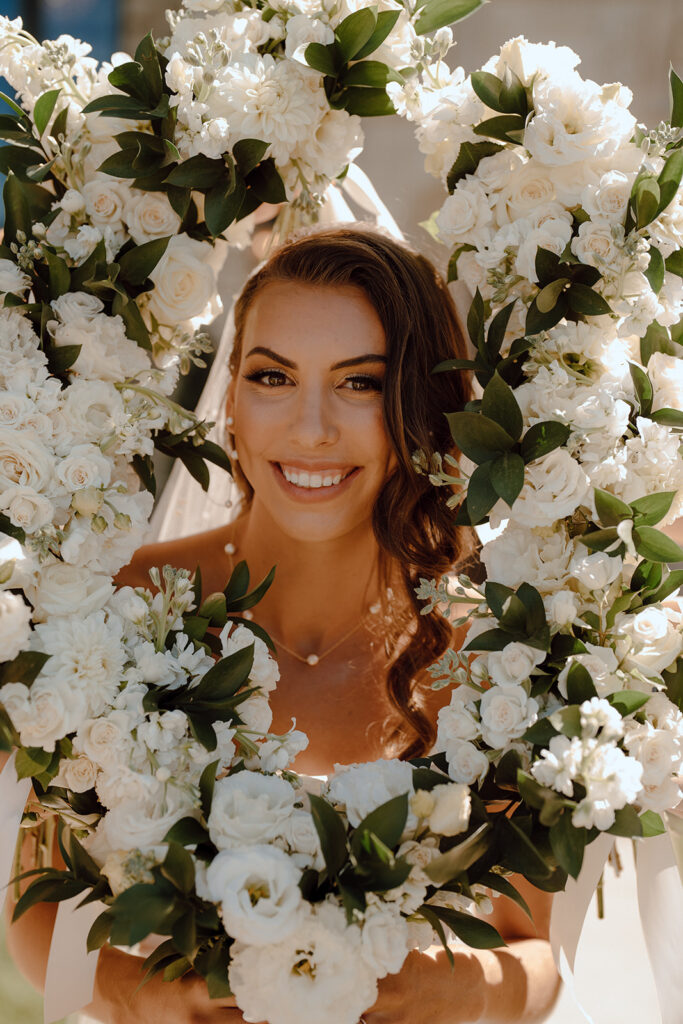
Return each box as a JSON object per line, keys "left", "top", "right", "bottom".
{"left": 229, "top": 226, "right": 477, "bottom": 757}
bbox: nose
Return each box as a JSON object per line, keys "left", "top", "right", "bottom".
{"left": 287, "top": 383, "right": 340, "bottom": 449}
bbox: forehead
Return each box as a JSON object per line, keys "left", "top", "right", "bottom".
{"left": 241, "top": 281, "right": 386, "bottom": 360}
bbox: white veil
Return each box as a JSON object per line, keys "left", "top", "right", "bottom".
{"left": 149, "top": 164, "right": 405, "bottom": 542}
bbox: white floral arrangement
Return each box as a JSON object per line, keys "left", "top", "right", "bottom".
{"left": 401, "top": 38, "right": 683, "bottom": 862}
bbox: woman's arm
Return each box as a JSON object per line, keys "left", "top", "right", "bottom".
{"left": 365, "top": 880, "right": 560, "bottom": 1024}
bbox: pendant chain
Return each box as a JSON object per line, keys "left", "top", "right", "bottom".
{"left": 224, "top": 540, "right": 378, "bottom": 667}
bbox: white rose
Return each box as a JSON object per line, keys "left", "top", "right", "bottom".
{"left": 361, "top": 902, "right": 410, "bottom": 979}
{"left": 220, "top": 622, "right": 280, "bottom": 693}
{"left": 51, "top": 291, "right": 104, "bottom": 321}
{"left": 95, "top": 764, "right": 153, "bottom": 810}
{"left": 124, "top": 191, "right": 181, "bottom": 245}
{"left": 81, "top": 176, "right": 129, "bottom": 228}
{"left": 496, "top": 161, "right": 555, "bottom": 223}
{"left": 208, "top": 772, "right": 296, "bottom": 849}
{"left": 482, "top": 523, "right": 575, "bottom": 595}
{"left": 443, "top": 739, "right": 490, "bottom": 786}
{"left": 147, "top": 234, "right": 218, "bottom": 324}
{"left": 436, "top": 697, "right": 480, "bottom": 745}
{"left": 570, "top": 550, "right": 623, "bottom": 590}
{"left": 544, "top": 589, "right": 580, "bottom": 627}
{"left": 18, "top": 678, "right": 79, "bottom": 751}
{"left": 28, "top": 563, "right": 114, "bottom": 620}
{"left": 509, "top": 449, "right": 590, "bottom": 528}
{"left": 557, "top": 643, "right": 621, "bottom": 699}
{"left": 0, "top": 592, "right": 32, "bottom": 662}
{"left": 285, "top": 14, "right": 334, "bottom": 62}
{"left": 93, "top": 789, "right": 193, "bottom": 855}
{"left": 487, "top": 642, "right": 545, "bottom": 686}
{"left": 582, "top": 171, "right": 632, "bottom": 223}
{"left": 436, "top": 179, "right": 493, "bottom": 249}
{"left": 56, "top": 443, "right": 112, "bottom": 491}
{"left": 56, "top": 754, "right": 99, "bottom": 793}
{"left": 479, "top": 684, "right": 538, "bottom": 748}
{"left": 571, "top": 219, "right": 621, "bottom": 270}
{"left": 59, "top": 379, "right": 126, "bottom": 443}
{"left": 0, "top": 428, "right": 53, "bottom": 492}
{"left": 0, "top": 258, "right": 31, "bottom": 294}
{"left": 326, "top": 758, "right": 414, "bottom": 828}
{"left": 514, "top": 218, "right": 573, "bottom": 283}
{"left": 206, "top": 844, "right": 304, "bottom": 946}
{"left": 619, "top": 607, "right": 683, "bottom": 676}
{"left": 0, "top": 485, "right": 53, "bottom": 533}
{"left": 75, "top": 712, "right": 132, "bottom": 768}
{"left": 282, "top": 808, "right": 324, "bottom": 870}
{"left": 427, "top": 782, "right": 471, "bottom": 836}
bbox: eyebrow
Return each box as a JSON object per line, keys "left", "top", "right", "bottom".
{"left": 245, "top": 346, "right": 387, "bottom": 370}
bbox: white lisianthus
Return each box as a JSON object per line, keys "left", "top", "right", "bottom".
{"left": 147, "top": 234, "right": 219, "bottom": 325}
{"left": 208, "top": 772, "right": 296, "bottom": 849}
{"left": 326, "top": 758, "right": 414, "bottom": 828}
{"left": 0, "top": 258, "right": 31, "bottom": 294}
{"left": 0, "top": 592, "right": 32, "bottom": 661}
{"left": 487, "top": 642, "right": 545, "bottom": 686}
{"left": 220, "top": 622, "right": 280, "bottom": 693}
{"left": 0, "top": 485, "right": 53, "bottom": 533}
{"left": 509, "top": 449, "right": 590, "bottom": 529}
{"left": 228, "top": 902, "right": 379, "bottom": 1024}
{"left": 90, "top": 788, "right": 194, "bottom": 857}
{"left": 557, "top": 644, "right": 621, "bottom": 700}
{"left": 360, "top": 900, "right": 410, "bottom": 979}
{"left": 484, "top": 36, "right": 580, "bottom": 87}
{"left": 206, "top": 844, "right": 304, "bottom": 946}
{"left": 427, "top": 782, "right": 471, "bottom": 836}
{"left": 479, "top": 684, "right": 538, "bottom": 748}
{"left": 436, "top": 179, "right": 493, "bottom": 249}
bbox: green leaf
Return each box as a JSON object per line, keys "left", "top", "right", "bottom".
{"left": 447, "top": 411, "right": 516, "bottom": 464}
{"left": 205, "top": 175, "right": 245, "bottom": 236}
{"left": 45, "top": 250, "right": 71, "bottom": 297}
{"left": 594, "top": 488, "right": 632, "bottom": 526}
{"left": 164, "top": 155, "right": 226, "bottom": 188}
{"left": 108, "top": 880, "right": 178, "bottom": 946}
{"left": 641, "top": 320, "right": 676, "bottom": 365}
{"left": 246, "top": 158, "right": 287, "bottom": 204}
{"left": 424, "top": 823, "right": 492, "bottom": 885}
{"left": 0, "top": 650, "right": 50, "bottom": 687}
{"left": 536, "top": 278, "right": 569, "bottom": 314}
{"left": 478, "top": 872, "right": 533, "bottom": 921}
{"left": 671, "top": 65, "right": 683, "bottom": 128}
{"left": 652, "top": 407, "right": 683, "bottom": 427}
{"left": 466, "top": 462, "right": 498, "bottom": 523}
{"left": 227, "top": 564, "right": 276, "bottom": 613}
{"left": 190, "top": 643, "right": 254, "bottom": 703}
{"left": 3, "top": 173, "right": 31, "bottom": 246}
{"left": 657, "top": 149, "right": 683, "bottom": 215}
{"left": 335, "top": 7, "right": 377, "bottom": 61}
{"left": 351, "top": 794, "right": 408, "bottom": 859}
{"left": 470, "top": 71, "right": 503, "bottom": 111}
{"left": 489, "top": 452, "right": 525, "bottom": 507}
{"left": 428, "top": 905, "right": 506, "bottom": 949}
{"left": 199, "top": 760, "right": 219, "bottom": 819}
{"left": 224, "top": 560, "right": 250, "bottom": 604}
{"left": 607, "top": 690, "right": 651, "bottom": 716}
{"left": 665, "top": 249, "right": 683, "bottom": 278}
{"left": 14, "top": 746, "right": 53, "bottom": 780}
{"left": 481, "top": 372, "right": 523, "bottom": 440}
{"left": 0, "top": 90, "right": 27, "bottom": 118}
{"left": 640, "top": 810, "right": 666, "bottom": 837}
{"left": 353, "top": 10, "right": 401, "bottom": 60}
{"left": 520, "top": 421, "right": 570, "bottom": 464}
{"left": 579, "top": 527, "right": 620, "bottom": 553}
{"left": 465, "top": 627, "right": 520, "bottom": 652}
{"left": 232, "top": 138, "right": 269, "bottom": 176}
{"left": 164, "top": 816, "right": 211, "bottom": 847}
{"left": 486, "top": 299, "right": 517, "bottom": 359}
{"left": 549, "top": 812, "right": 586, "bottom": 879}
{"left": 97, "top": 146, "right": 144, "bottom": 178}
{"left": 502, "top": 818, "right": 552, "bottom": 880}
{"left": 343, "top": 60, "right": 402, "bottom": 88}
{"left": 0, "top": 511, "right": 25, "bottom": 544}
{"left": 525, "top": 292, "right": 567, "bottom": 335}
{"left": 629, "top": 362, "right": 654, "bottom": 416}
{"left": 473, "top": 114, "right": 526, "bottom": 144}
{"left": 33, "top": 89, "right": 61, "bottom": 137}
{"left": 117, "top": 236, "right": 170, "bottom": 286}
{"left": 567, "top": 282, "right": 611, "bottom": 317}
{"left": 607, "top": 805, "right": 643, "bottom": 837}
{"left": 13, "top": 876, "right": 88, "bottom": 920}
{"left": 134, "top": 32, "right": 164, "bottom": 106}
{"left": 414, "top": 0, "right": 486, "bottom": 36}
{"left": 467, "top": 288, "right": 485, "bottom": 349}
{"left": 550, "top": 705, "right": 582, "bottom": 738}
{"left": 633, "top": 525, "right": 683, "bottom": 563}
{"left": 645, "top": 247, "right": 665, "bottom": 295}
{"left": 161, "top": 842, "right": 195, "bottom": 895}
{"left": 87, "top": 910, "right": 114, "bottom": 952}
{"left": 631, "top": 491, "right": 677, "bottom": 527}
{"left": 634, "top": 176, "right": 661, "bottom": 230}
{"left": 566, "top": 662, "right": 597, "bottom": 704}
{"left": 304, "top": 42, "right": 339, "bottom": 76}
{"left": 342, "top": 86, "right": 396, "bottom": 117}
{"left": 523, "top": 717, "right": 559, "bottom": 746}
{"left": 309, "top": 794, "right": 348, "bottom": 878}
{"left": 163, "top": 957, "right": 192, "bottom": 983}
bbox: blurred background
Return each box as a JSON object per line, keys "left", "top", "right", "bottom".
{"left": 0, "top": 0, "right": 681, "bottom": 1021}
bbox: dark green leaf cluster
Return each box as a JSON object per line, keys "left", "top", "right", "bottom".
{"left": 580, "top": 488, "right": 683, "bottom": 563}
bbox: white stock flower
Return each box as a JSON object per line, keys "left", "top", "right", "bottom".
{"left": 206, "top": 844, "right": 304, "bottom": 945}
{"left": 531, "top": 734, "right": 582, "bottom": 796}
{"left": 436, "top": 179, "right": 493, "bottom": 249}
{"left": 427, "top": 782, "right": 471, "bottom": 836}
{"left": 220, "top": 622, "right": 280, "bottom": 693}
{"left": 558, "top": 644, "right": 621, "bottom": 699}
{"left": 228, "top": 902, "right": 379, "bottom": 1024}
{"left": 0, "top": 259, "right": 31, "bottom": 294}
{"left": 293, "top": 108, "right": 363, "bottom": 182}
{"left": 208, "top": 772, "right": 296, "bottom": 849}
{"left": 572, "top": 740, "right": 643, "bottom": 830}
{"left": 124, "top": 191, "right": 181, "bottom": 244}
{"left": 579, "top": 697, "right": 623, "bottom": 740}
{"left": 360, "top": 900, "right": 410, "bottom": 979}
{"left": 147, "top": 234, "right": 219, "bottom": 325}
{"left": 509, "top": 449, "right": 590, "bottom": 529}
{"left": 479, "top": 684, "right": 538, "bottom": 748}
{"left": 326, "top": 758, "right": 413, "bottom": 828}
{"left": 237, "top": 693, "right": 273, "bottom": 733}
{"left": 0, "top": 592, "right": 32, "bottom": 661}
{"left": 487, "top": 642, "right": 545, "bottom": 686}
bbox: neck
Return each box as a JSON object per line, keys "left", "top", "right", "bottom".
{"left": 233, "top": 499, "right": 383, "bottom": 655}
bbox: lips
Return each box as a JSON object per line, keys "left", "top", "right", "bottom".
{"left": 271, "top": 462, "right": 360, "bottom": 497}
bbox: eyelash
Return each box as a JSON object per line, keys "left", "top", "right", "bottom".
{"left": 244, "top": 368, "right": 383, "bottom": 393}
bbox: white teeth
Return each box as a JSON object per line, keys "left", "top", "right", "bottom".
{"left": 281, "top": 466, "right": 349, "bottom": 488}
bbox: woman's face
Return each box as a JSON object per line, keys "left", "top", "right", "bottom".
{"left": 229, "top": 280, "right": 396, "bottom": 544}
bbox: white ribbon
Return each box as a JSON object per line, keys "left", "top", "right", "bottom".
{"left": 635, "top": 831, "right": 683, "bottom": 1024}
{"left": 0, "top": 752, "right": 31, "bottom": 912}
{"left": 44, "top": 895, "right": 103, "bottom": 1024}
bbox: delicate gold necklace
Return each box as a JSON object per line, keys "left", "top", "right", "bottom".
{"left": 224, "top": 539, "right": 380, "bottom": 667}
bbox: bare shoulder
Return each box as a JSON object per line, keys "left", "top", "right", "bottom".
{"left": 115, "top": 522, "right": 236, "bottom": 593}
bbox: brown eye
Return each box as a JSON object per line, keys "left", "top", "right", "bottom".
{"left": 342, "top": 374, "right": 383, "bottom": 393}
{"left": 245, "top": 369, "right": 290, "bottom": 387}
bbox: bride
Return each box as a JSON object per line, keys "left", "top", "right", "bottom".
{"left": 7, "top": 226, "right": 561, "bottom": 1023}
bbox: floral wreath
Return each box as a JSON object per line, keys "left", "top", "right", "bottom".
{"left": 0, "top": 6, "right": 682, "bottom": 1024}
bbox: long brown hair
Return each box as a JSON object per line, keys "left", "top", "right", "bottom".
{"left": 229, "top": 226, "right": 476, "bottom": 757}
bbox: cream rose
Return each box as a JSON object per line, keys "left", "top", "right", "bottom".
{"left": 436, "top": 180, "right": 493, "bottom": 249}
{"left": 147, "top": 234, "right": 218, "bottom": 324}
{"left": 443, "top": 738, "right": 489, "bottom": 786}
{"left": 571, "top": 219, "right": 620, "bottom": 270}
{"left": 29, "top": 563, "right": 114, "bottom": 620}
{"left": 487, "top": 642, "right": 545, "bottom": 686}
{"left": 479, "top": 684, "right": 538, "bottom": 748}
{"left": 427, "top": 782, "right": 471, "bottom": 836}
{"left": 0, "top": 593, "right": 32, "bottom": 662}
{"left": 56, "top": 443, "right": 112, "bottom": 491}
{"left": 0, "top": 428, "right": 53, "bottom": 492}
{"left": 619, "top": 607, "right": 683, "bottom": 676}
{"left": 51, "top": 291, "right": 104, "bottom": 322}
{"left": 0, "top": 485, "right": 53, "bottom": 533}
{"left": 510, "top": 449, "right": 590, "bottom": 528}
{"left": 81, "top": 176, "right": 129, "bottom": 228}
{"left": 56, "top": 754, "right": 99, "bottom": 793}
{"left": 124, "top": 191, "right": 182, "bottom": 245}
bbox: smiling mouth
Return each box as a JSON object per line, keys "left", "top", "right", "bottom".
{"left": 274, "top": 463, "right": 358, "bottom": 490}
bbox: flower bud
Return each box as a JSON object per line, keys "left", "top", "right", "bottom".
{"left": 71, "top": 486, "right": 103, "bottom": 516}
{"left": 410, "top": 789, "right": 436, "bottom": 820}
{"left": 113, "top": 511, "right": 132, "bottom": 531}
{"left": 91, "top": 514, "right": 108, "bottom": 534}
